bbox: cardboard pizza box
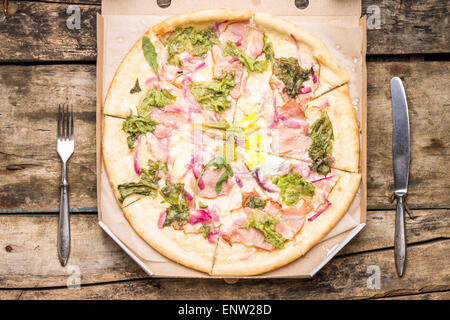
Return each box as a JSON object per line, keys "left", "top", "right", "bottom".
{"left": 96, "top": 0, "right": 367, "bottom": 278}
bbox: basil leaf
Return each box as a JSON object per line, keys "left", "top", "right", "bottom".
{"left": 142, "top": 36, "right": 160, "bottom": 80}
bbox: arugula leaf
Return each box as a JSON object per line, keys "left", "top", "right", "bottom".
{"left": 130, "top": 78, "right": 141, "bottom": 94}
{"left": 241, "top": 210, "right": 286, "bottom": 249}
{"left": 262, "top": 33, "right": 275, "bottom": 61}
{"left": 142, "top": 36, "right": 160, "bottom": 80}
{"left": 223, "top": 41, "right": 269, "bottom": 73}
{"left": 272, "top": 57, "right": 311, "bottom": 98}
{"left": 141, "top": 88, "right": 177, "bottom": 115}
{"left": 165, "top": 26, "right": 218, "bottom": 64}
{"left": 164, "top": 203, "right": 189, "bottom": 227}
{"left": 122, "top": 114, "right": 157, "bottom": 149}
{"left": 189, "top": 72, "right": 235, "bottom": 114}
{"left": 160, "top": 180, "right": 190, "bottom": 227}
{"left": 272, "top": 167, "right": 315, "bottom": 206}
{"left": 203, "top": 156, "right": 234, "bottom": 194}
{"left": 117, "top": 160, "right": 165, "bottom": 204}
{"left": 308, "top": 112, "right": 334, "bottom": 176}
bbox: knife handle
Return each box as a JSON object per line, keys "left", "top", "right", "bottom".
{"left": 394, "top": 195, "right": 407, "bottom": 277}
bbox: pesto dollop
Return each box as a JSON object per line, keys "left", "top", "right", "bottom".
{"left": 272, "top": 168, "right": 315, "bottom": 206}
{"left": 241, "top": 210, "right": 286, "bottom": 249}
{"left": 308, "top": 112, "right": 334, "bottom": 176}
{"left": 245, "top": 195, "right": 267, "bottom": 209}
{"left": 272, "top": 57, "right": 311, "bottom": 98}
{"left": 189, "top": 72, "right": 235, "bottom": 114}
{"left": 165, "top": 26, "right": 218, "bottom": 64}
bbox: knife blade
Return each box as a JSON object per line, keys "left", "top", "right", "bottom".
{"left": 390, "top": 77, "right": 410, "bottom": 277}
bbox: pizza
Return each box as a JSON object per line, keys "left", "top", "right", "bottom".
{"left": 102, "top": 9, "right": 361, "bottom": 276}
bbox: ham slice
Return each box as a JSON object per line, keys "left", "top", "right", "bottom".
{"left": 249, "top": 26, "right": 264, "bottom": 59}
{"left": 212, "top": 45, "right": 243, "bottom": 99}
{"left": 150, "top": 107, "right": 186, "bottom": 129}
{"left": 227, "top": 226, "right": 274, "bottom": 251}
{"left": 146, "top": 132, "right": 169, "bottom": 163}
{"left": 219, "top": 21, "right": 249, "bottom": 49}
{"left": 270, "top": 127, "right": 311, "bottom": 157}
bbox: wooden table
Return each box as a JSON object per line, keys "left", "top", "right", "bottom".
{"left": 0, "top": 1, "right": 449, "bottom": 300}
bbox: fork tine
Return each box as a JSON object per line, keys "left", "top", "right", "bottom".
{"left": 57, "top": 104, "right": 61, "bottom": 139}
{"left": 66, "top": 103, "right": 70, "bottom": 141}
{"left": 70, "top": 104, "right": 74, "bottom": 140}
{"left": 62, "top": 103, "right": 66, "bottom": 140}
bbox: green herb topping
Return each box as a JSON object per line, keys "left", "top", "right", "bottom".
{"left": 165, "top": 26, "right": 218, "bottom": 65}
{"left": 141, "top": 88, "right": 177, "bottom": 115}
{"left": 189, "top": 72, "right": 236, "bottom": 114}
{"left": 272, "top": 167, "right": 315, "bottom": 206}
{"left": 272, "top": 57, "right": 311, "bottom": 98}
{"left": 130, "top": 78, "right": 141, "bottom": 94}
{"left": 142, "top": 36, "right": 160, "bottom": 80}
{"left": 195, "top": 156, "right": 234, "bottom": 195}
{"left": 241, "top": 210, "right": 286, "bottom": 249}
{"left": 245, "top": 195, "right": 267, "bottom": 209}
{"left": 308, "top": 112, "right": 334, "bottom": 176}
{"left": 199, "top": 225, "right": 211, "bottom": 239}
{"left": 262, "top": 33, "right": 275, "bottom": 61}
{"left": 122, "top": 114, "right": 157, "bottom": 149}
{"left": 198, "top": 201, "right": 208, "bottom": 209}
{"left": 160, "top": 181, "right": 190, "bottom": 227}
{"left": 223, "top": 41, "right": 269, "bottom": 73}
{"left": 117, "top": 160, "right": 166, "bottom": 204}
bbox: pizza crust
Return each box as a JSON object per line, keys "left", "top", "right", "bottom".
{"left": 152, "top": 8, "right": 252, "bottom": 34}
{"left": 122, "top": 196, "right": 217, "bottom": 274}
{"left": 306, "top": 84, "right": 360, "bottom": 172}
{"left": 211, "top": 170, "right": 361, "bottom": 276}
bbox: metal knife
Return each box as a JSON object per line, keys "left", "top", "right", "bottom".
{"left": 390, "top": 77, "right": 410, "bottom": 277}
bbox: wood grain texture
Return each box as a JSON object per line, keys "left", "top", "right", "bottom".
{"left": 0, "top": 209, "right": 447, "bottom": 288}
{"left": 0, "top": 1, "right": 99, "bottom": 62}
{"left": 366, "top": 61, "right": 450, "bottom": 209}
{"left": 1, "top": 61, "right": 449, "bottom": 212}
{"left": 0, "top": 64, "right": 97, "bottom": 212}
{"left": 0, "top": 239, "right": 448, "bottom": 299}
{"left": 0, "top": 1, "right": 448, "bottom": 62}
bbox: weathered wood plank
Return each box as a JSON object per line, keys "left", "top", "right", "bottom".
{"left": 0, "top": 209, "right": 447, "bottom": 288}
{"left": 0, "top": 1, "right": 99, "bottom": 62}
{"left": 0, "top": 1, "right": 448, "bottom": 62}
{"left": 362, "top": 0, "right": 450, "bottom": 55}
{"left": 0, "top": 64, "right": 97, "bottom": 211}
{"left": 1, "top": 61, "right": 449, "bottom": 212}
{"left": 377, "top": 290, "right": 450, "bottom": 300}
{"left": 366, "top": 61, "right": 450, "bottom": 209}
{"left": 0, "top": 239, "right": 448, "bottom": 299}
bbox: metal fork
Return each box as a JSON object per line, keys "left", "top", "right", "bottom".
{"left": 56, "top": 103, "right": 74, "bottom": 266}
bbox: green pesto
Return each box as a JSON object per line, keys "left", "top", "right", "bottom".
{"left": 122, "top": 114, "right": 157, "bottom": 149}
{"left": 262, "top": 33, "right": 275, "bottom": 61}
{"left": 241, "top": 210, "right": 286, "bottom": 249}
{"left": 165, "top": 26, "right": 218, "bottom": 64}
{"left": 308, "top": 112, "right": 334, "bottom": 176}
{"left": 223, "top": 41, "right": 269, "bottom": 73}
{"left": 245, "top": 195, "right": 267, "bottom": 209}
{"left": 272, "top": 57, "right": 311, "bottom": 99}
{"left": 272, "top": 168, "right": 315, "bottom": 206}
{"left": 189, "top": 72, "right": 235, "bottom": 114}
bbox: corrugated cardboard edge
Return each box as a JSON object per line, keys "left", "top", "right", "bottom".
{"left": 95, "top": 10, "right": 368, "bottom": 279}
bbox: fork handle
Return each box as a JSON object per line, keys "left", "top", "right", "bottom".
{"left": 58, "top": 163, "right": 71, "bottom": 266}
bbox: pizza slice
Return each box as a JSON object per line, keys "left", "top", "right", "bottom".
{"left": 104, "top": 9, "right": 255, "bottom": 136}
{"left": 211, "top": 156, "right": 361, "bottom": 276}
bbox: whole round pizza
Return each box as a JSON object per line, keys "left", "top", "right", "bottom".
{"left": 102, "top": 9, "right": 361, "bottom": 276}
